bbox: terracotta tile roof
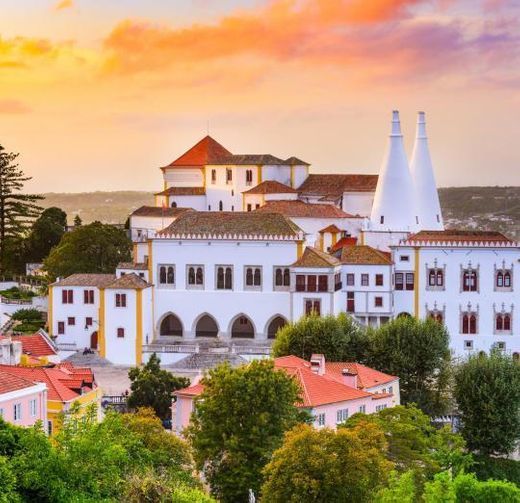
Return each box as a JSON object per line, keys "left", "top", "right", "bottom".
{"left": 175, "top": 382, "right": 205, "bottom": 397}
{"left": 158, "top": 211, "right": 303, "bottom": 239}
{"left": 319, "top": 224, "right": 341, "bottom": 234}
{"left": 404, "top": 230, "right": 515, "bottom": 245}
{"left": 131, "top": 206, "right": 193, "bottom": 218}
{"left": 51, "top": 274, "right": 116, "bottom": 288}
{"left": 117, "top": 262, "right": 148, "bottom": 270}
{"left": 335, "top": 245, "right": 393, "bottom": 265}
{"left": 214, "top": 154, "right": 289, "bottom": 165}
{"left": 163, "top": 136, "right": 232, "bottom": 168}
{"left": 292, "top": 247, "right": 341, "bottom": 268}
{"left": 254, "top": 200, "right": 355, "bottom": 218}
{"left": 298, "top": 174, "right": 378, "bottom": 197}
{"left": 154, "top": 187, "right": 206, "bottom": 197}
{"left": 325, "top": 362, "right": 397, "bottom": 389}
{"left": 285, "top": 156, "right": 310, "bottom": 166}
{"left": 11, "top": 333, "right": 57, "bottom": 357}
{"left": 330, "top": 236, "right": 358, "bottom": 252}
{"left": 243, "top": 180, "right": 298, "bottom": 195}
{"left": 106, "top": 273, "right": 151, "bottom": 290}
{"left": 0, "top": 369, "right": 40, "bottom": 394}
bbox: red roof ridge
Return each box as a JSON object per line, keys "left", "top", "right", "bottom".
{"left": 163, "top": 135, "right": 232, "bottom": 168}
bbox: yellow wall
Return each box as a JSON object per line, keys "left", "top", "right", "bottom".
{"left": 297, "top": 240, "right": 304, "bottom": 259}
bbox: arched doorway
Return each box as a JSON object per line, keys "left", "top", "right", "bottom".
{"left": 195, "top": 315, "right": 219, "bottom": 337}
{"left": 267, "top": 316, "right": 287, "bottom": 339}
{"left": 231, "top": 315, "right": 255, "bottom": 338}
{"left": 90, "top": 331, "right": 98, "bottom": 350}
{"left": 160, "top": 314, "right": 183, "bottom": 336}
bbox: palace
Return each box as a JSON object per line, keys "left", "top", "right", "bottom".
{"left": 49, "top": 111, "right": 520, "bottom": 366}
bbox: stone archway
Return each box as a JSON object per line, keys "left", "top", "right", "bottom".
{"left": 266, "top": 316, "right": 288, "bottom": 339}
{"left": 231, "top": 315, "right": 255, "bottom": 338}
{"left": 159, "top": 314, "right": 183, "bottom": 336}
{"left": 195, "top": 314, "right": 219, "bottom": 337}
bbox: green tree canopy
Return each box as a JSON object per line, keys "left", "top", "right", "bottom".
{"left": 454, "top": 350, "right": 520, "bottom": 456}
{"left": 367, "top": 317, "right": 452, "bottom": 415}
{"left": 185, "top": 359, "right": 304, "bottom": 503}
{"left": 24, "top": 207, "right": 67, "bottom": 263}
{"left": 43, "top": 220, "right": 131, "bottom": 280}
{"left": 127, "top": 354, "right": 189, "bottom": 421}
{"left": 262, "top": 422, "right": 392, "bottom": 503}
{"left": 11, "top": 308, "right": 45, "bottom": 333}
{"left": 73, "top": 214, "right": 82, "bottom": 227}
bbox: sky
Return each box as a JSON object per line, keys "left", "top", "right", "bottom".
{"left": 0, "top": 0, "right": 519, "bottom": 193}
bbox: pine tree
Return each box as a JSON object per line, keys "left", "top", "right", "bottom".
{"left": 73, "top": 214, "right": 82, "bottom": 227}
{"left": 0, "top": 144, "right": 42, "bottom": 272}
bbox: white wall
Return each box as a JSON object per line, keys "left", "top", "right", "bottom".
{"left": 168, "top": 195, "right": 206, "bottom": 211}
{"left": 362, "top": 230, "right": 409, "bottom": 252}
{"left": 291, "top": 217, "right": 363, "bottom": 247}
{"left": 292, "top": 166, "right": 308, "bottom": 189}
{"left": 342, "top": 192, "right": 374, "bottom": 218}
{"left": 163, "top": 168, "right": 204, "bottom": 187}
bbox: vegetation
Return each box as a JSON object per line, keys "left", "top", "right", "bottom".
{"left": 0, "top": 287, "right": 35, "bottom": 301}
{"left": 186, "top": 359, "right": 304, "bottom": 503}
{"left": 470, "top": 455, "right": 520, "bottom": 486}
{"left": 127, "top": 353, "right": 189, "bottom": 421}
{"left": 454, "top": 350, "right": 520, "bottom": 456}
{"left": 23, "top": 207, "right": 67, "bottom": 263}
{"left": 43, "top": 220, "right": 131, "bottom": 280}
{"left": 262, "top": 422, "right": 392, "bottom": 502}
{"left": 11, "top": 308, "right": 45, "bottom": 333}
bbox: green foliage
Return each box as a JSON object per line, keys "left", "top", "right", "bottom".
{"left": 454, "top": 350, "right": 520, "bottom": 456}
{"left": 186, "top": 359, "right": 303, "bottom": 503}
{"left": 367, "top": 317, "right": 452, "bottom": 415}
{"left": 73, "top": 214, "right": 82, "bottom": 227}
{"left": 0, "top": 287, "right": 35, "bottom": 300}
{"left": 374, "top": 471, "right": 416, "bottom": 503}
{"left": 423, "top": 471, "right": 457, "bottom": 503}
{"left": 272, "top": 312, "right": 367, "bottom": 361}
{"left": 127, "top": 353, "right": 189, "bottom": 421}
{"left": 24, "top": 207, "right": 67, "bottom": 263}
{"left": 10, "top": 308, "right": 45, "bottom": 333}
{"left": 43, "top": 220, "right": 131, "bottom": 280}
{"left": 262, "top": 422, "right": 393, "bottom": 503}
{"left": 470, "top": 455, "right": 520, "bottom": 486}
{"left": 0, "top": 456, "right": 20, "bottom": 503}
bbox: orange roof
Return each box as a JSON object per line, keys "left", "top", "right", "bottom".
{"left": 404, "top": 230, "right": 514, "bottom": 245}
{"left": 163, "top": 136, "right": 232, "bottom": 168}
{"left": 11, "top": 333, "right": 57, "bottom": 357}
{"left": 325, "top": 362, "right": 397, "bottom": 389}
{"left": 255, "top": 200, "right": 355, "bottom": 218}
{"left": 176, "top": 382, "right": 205, "bottom": 397}
{"left": 330, "top": 236, "right": 358, "bottom": 252}
{"left": 335, "top": 245, "right": 393, "bottom": 265}
{"left": 292, "top": 247, "right": 341, "bottom": 268}
{"left": 0, "top": 369, "right": 40, "bottom": 394}
{"left": 319, "top": 224, "right": 341, "bottom": 234}
{"left": 298, "top": 174, "right": 378, "bottom": 197}
{"left": 243, "top": 180, "right": 298, "bottom": 195}
{"left": 154, "top": 187, "right": 206, "bottom": 196}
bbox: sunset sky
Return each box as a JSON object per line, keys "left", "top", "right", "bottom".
{"left": 1, "top": 0, "right": 519, "bottom": 193}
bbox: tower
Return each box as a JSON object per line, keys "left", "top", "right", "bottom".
{"left": 370, "top": 110, "right": 418, "bottom": 231}
{"left": 410, "top": 112, "right": 444, "bottom": 230}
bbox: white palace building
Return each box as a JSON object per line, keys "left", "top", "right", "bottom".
{"left": 48, "top": 111, "right": 520, "bottom": 366}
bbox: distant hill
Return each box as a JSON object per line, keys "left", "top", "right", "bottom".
{"left": 40, "top": 187, "right": 520, "bottom": 239}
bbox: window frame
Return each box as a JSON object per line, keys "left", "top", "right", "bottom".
{"left": 216, "top": 265, "right": 233, "bottom": 290}
{"left": 158, "top": 264, "right": 175, "bottom": 288}
{"left": 273, "top": 267, "right": 290, "bottom": 291}
{"left": 115, "top": 293, "right": 127, "bottom": 308}
{"left": 361, "top": 274, "right": 369, "bottom": 287}
{"left": 244, "top": 266, "right": 262, "bottom": 291}
{"left": 117, "top": 327, "right": 125, "bottom": 338}
{"left": 186, "top": 265, "right": 205, "bottom": 290}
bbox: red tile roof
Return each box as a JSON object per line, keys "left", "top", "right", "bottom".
{"left": 330, "top": 236, "right": 358, "bottom": 252}
{"left": 325, "top": 362, "right": 397, "bottom": 389}
{"left": 292, "top": 247, "right": 341, "bottom": 268}
{"left": 0, "top": 369, "right": 39, "bottom": 394}
{"left": 131, "top": 206, "right": 193, "bottom": 218}
{"left": 163, "top": 136, "right": 232, "bottom": 168}
{"left": 51, "top": 274, "right": 116, "bottom": 288}
{"left": 254, "top": 200, "right": 355, "bottom": 218}
{"left": 243, "top": 180, "right": 298, "bottom": 195}
{"left": 335, "top": 245, "right": 393, "bottom": 265}
{"left": 404, "top": 230, "right": 514, "bottom": 245}
{"left": 105, "top": 273, "right": 151, "bottom": 290}
{"left": 11, "top": 333, "right": 57, "bottom": 357}
{"left": 175, "top": 383, "right": 205, "bottom": 397}
{"left": 298, "top": 174, "right": 378, "bottom": 197}
{"left": 154, "top": 187, "right": 206, "bottom": 196}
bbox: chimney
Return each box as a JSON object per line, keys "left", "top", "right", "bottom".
{"left": 310, "top": 353, "right": 325, "bottom": 375}
{"left": 341, "top": 368, "right": 358, "bottom": 389}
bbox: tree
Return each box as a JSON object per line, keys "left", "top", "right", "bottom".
{"left": 367, "top": 317, "right": 452, "bottom": 415}
{"left": 43, "top": 220, "right": 131, "bottom": 280}
{"left": 374, "top": 471, "right": 416, "bottom": 503}
{"left": 127, "top": 354, "right": 189, "bottom": 421}
{"left": 272, "top": 312, "right": 367, "bottom": 362}
{"left": 0, "top": 145, "right": 43, "bottom": 272}
{"left": 262, "top": 422, "right": 392, "bottom": 503}
{"left": 454, "top": 350, "right": 520, "bottom": 456}
{"left": 11, "top": 308, "right": 45, "bottom": 333}
{"left": 73, "top": 214, "right": 82, "bottom": 227}
{"left": 24, "top": 207, "right": 67, "bottom": 263}
{"left": 185, "top": 359, "right": 303, "bottom": 503}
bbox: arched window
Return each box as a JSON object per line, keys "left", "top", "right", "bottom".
{"left": 188, "top": 267, "right": 196, "bottom": 285}
{"left": 167, "top": 266, "right": 174, "bottom": 284}
{"left": 463, "top": 270, "right": 478, "bottom": 292}
{"left": 246, "top": 268, "right": 253, "bottom": 286}
{"left": 225, "top": 267, "right": 232, "bottom": 289}
{"left": 217, "top": 267, "right": 224, "bottom": 289}
{"left": 462, "top": 314, "right": 469, "bottom": 334}
{"left": 496, "top": 314, "right": 503, "bottom": 331}
{"left": 504, "top": 272, "right": 511, "bottom": 287}
{"left": 513, "top": 352, "right": 519, "bottom": 362}
{"left": 219, "top": 200, "right": 223, "bottom": 211}
{"left": 195, "top": 315, "right": 218, "bottom": 337}
{"left": 283, "top": 268, "right": 290, "bottom": 286}
{"left": 436, "top": 270, "right": 444, "bottom": 287}
{"left": 436, "top": 313, "right": 443, "bottom": 323}
{"left": 504, "top": 314, "right": 511, "bottom": 331}
{"left": 469, "top": 315, "right": 477, "bottom": 334}
{"left": 171, "top": 201, "right": 177, "bottom": 208}
{"left": 254, "top": 268, "right": 261, "bottom": 286}
{"left": 429, "top": 270, "right": 436, "bottom": 286}
{"left": 275, "top": 268, "right": 283, "bottom": 286}
{"left": 231, "top": 315, "right": 255, "bottom": 338}
{"left": 159, "top": 266, "right": 166, "bottom": 284}
{"left": 160, "top": 314, "right": 183, "bottom": 336}
{"left": 497, "top": 271, "right": 504, "bottom": 287}
{"left": 196, "top": 267, "right": 203, "bottom": 285}
{"left": 267, "top": 316, "right": 287, "bottom": 339}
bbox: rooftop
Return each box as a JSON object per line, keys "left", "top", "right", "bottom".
{"left": 319, "top": 224, "right": 341, "bottom": 234}
{"left": 158, "top": 211, "right": 303, "bottom": 239}
{"left": 403, "top": 229, "right": 515, "bottom": 245}
{"left": 0, "top": 369, "right": 41, "bottom": 395}
{"left": 51, "top": 274, "right": 116, "bottom": 288}
{"left": 254, "top": 200, "right": 354, "bottom": 218}
{"left": 325, "top": 362, "right": 397, "bottom": 389}
{"left": 242, "top": 180, "right": 298, "bottom": 195}
{"left": 131, "top": 206, "right": 193, "bottom": 218}
{"left": 117, "top": 262, "right": 148, "bottom": 270}
{"left": 334, "top": 245, "right": 393, "bottom": 265}
{"left": 163, "top": 135, "right": 232, "bottom": 168}
{"left": 154, "top": 187, "right": 206, "bottom": 197}
{"left": 298, "top": 174, "right": 378, "bottom": 198}
{"left": 11, "top": 332, "right": 57, "bottom": 357}
{"left": 292, "top": 246, "right": 341, "bottom": 268}
{"left": 106, "top": 273, "right": 151, "bottom": 290}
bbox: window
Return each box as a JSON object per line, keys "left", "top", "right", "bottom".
{"left": 85, "top": 317, "right": 93, "bottom": 328}
{"left": 376, "top": 404, "right": 388, "bottom": 412}
{"left": 62, "top": 289, "right": 73, "bottom": 304}
{"left": 400, "top": 255, "right": 409, "bottom": 262}
{"left": 115, "top": 293, "right": 127, "bottom": 308}
{"left": 307, "top": 275, "right": 317, "bottom": 292}
{"left": 58, "top": 322, "right": 65, "bottom": 335}
{"left": 274, "top": 267, "right": 290, "bottom": 289}
{"left": 334, "top": 272, "right": 342, "bottom": 291}
{"left": 359, "top": 405, "right": 366, "bottom": 414}
{"left": 374, "top": 296, "right": 383, "bottom": 307}
{"left": 389, "top": 386, "right": 393, "bottom": 395}
{"left": 216, "top": 266, "right": 233, "bottom": 290}
{"left": 336, "top": 408, "right": 349, "bottom": 424}
{"left": 428, "top": 311, "right": 444, "bottom": 324}
{"left": 427, "top": 268, "right": 444, "bottom": 288}
{"left": 48, "top": 420, "right": 53, "bottom": 436}
{"left": 296, "top": 275, "right": 305, "bottom": 292}
{"left": 395, "top": 273, "right": 404, "bottom": 290}
{"left": 117, "top": 327, "right": 125, "bottom": 338}
{"left": 317, "top": 413, "right": 326, "bottom": 427}
{"left": 495, "top": 269, "right": 512, "bottom": 290}
{"left": 255, "top": 204, "right": 260, "bottom": 209}
{"left": 347, "top": 292, "right": 355, "bottom": 313}
{"left": 245, "top": 169, "right": 253, "bottom": 185}
{"left": 83, "top": 289, "right": 94, "bottom": 304}
{"left": 461, "top": 313, "right": 478, "bottom": 334}
{"left": 380, "top": 216, "right": 384, "bottom": 224}
{"left": 219, "top": 200, "right": 223, "bottom": 211}
{"left": 67, "top": 317, "right": 75, "bottom": 326}
{"left": 305, "top": 299, "right": 321, "bottom": 316}
{"left": 318, "top": 275, "right": 328, "bottom": 292}
{"left": 158, "top": 265, "right": 175, "bottom": 286}
{"left": 187, "top": 266, "right": 204, "bottom": 288}
{"left": 495, "top": 313, "right": 512, "bottom": 333}
{"left": 245, "top": 267, "right": 262, "bottom": 289}
{"left": 361, "top": 274, "right": 369, "bottom": 286}
{"left": 226, "top": 168, "right": 232, "bottom": 184}
{"left": 30, "top": 399, "right": 37, "bottom": 417}
{"left": 211, "top": 169, "right": 216, "bottom": 184}
{"left": 462, "top": 269, "right": 478, "bottom": 292}
{"left": 13, "top": 403, "right": 21, "bottom": 421}
{"left": 346, "top": 273, "right": 354, "bottom": 286}
{"left": 405, "top": 273, "right": 414, "bottom": 291}
{"left": 247, "top": 204, "right": 252, "bottom": 212}
{"left": 375, "top": 274, "right": 383, "bottom": 286}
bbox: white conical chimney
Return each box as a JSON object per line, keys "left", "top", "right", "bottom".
{"left": 370, "top": 111, "right": 418, "bottom": 231}
{"left": 410, "top": 112, "right": 444, "bottom": 230}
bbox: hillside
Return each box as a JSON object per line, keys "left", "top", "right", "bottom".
{"left": 40, "top": 187, "right": 520, "bottom": 239}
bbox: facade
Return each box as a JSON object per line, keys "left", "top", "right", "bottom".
{"left": 173, "top": 354, "right": 399, "bottom": 434}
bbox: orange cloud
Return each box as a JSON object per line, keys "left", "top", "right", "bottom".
{"left": 0, "top": 99, "right": 30, "bottom": 114}
{"left": 54, "top": 0, "right": 73, "bottom": 10}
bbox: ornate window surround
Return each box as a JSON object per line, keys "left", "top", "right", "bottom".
{"left": 494, "top": 261, "right": 514, "bottom": 292}
{"left": 460, "top": 262, "right": 480, "bottom": 293}
{"left": 493, "top": 303, "right": 514, "bottom": 335}
{"left": 425, "top": 259, "right": 446, "bottom": 291}
{"left": 460, "top": 302, "right": 479, "bottom": 334}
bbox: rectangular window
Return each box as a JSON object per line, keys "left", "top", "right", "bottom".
{"left": 296, "top": 275, "right": 306, "bottom": 292}
{"left": 30, "top": 399, "right": 37, "bottom": 417}
{"left": 318, "top": 275, "right": 328, "bottom": 292}
{"left": 245, "top": 169, "right": 253, "bottom": 185}
{"left": 58, "top": 321, "right": 65, "bottom": 335}
{"left": 307, "top": 275, "right": 317, "bottom": 292}
{"left": 334, "top": 272, "right": 342, "bottom": 291}
{"left": 211, "top": 169, "right": 216, "bottom": 184}
{"left": 13, "top": 403, "right": 21, "bottom": 421}
{"left": 216, "top": 266, "right": 233, "bottom": 290}
{"left": 389, "top": 386, "right": 393, "bottom": 395}
{"left": 274, "top": 267, "right": 290, "bottom": 290}
{"left": 187, "top": 265, "right": 204, "bottom": 289}
{"left": 395, "top": 273, "right": 404, "bottom": 291}
{"left": 375, "top": 274, "right": 384, "bottom": 286}
{"left": 305, "top": 299, "right": 321, "bottom": 316}
{"left": 85, "top": 317, "right": 93, "bottom": 328}
{"left": 400, "top": 255, "right": 409, "bottom": 262}
{"left": 62, "top": 289, "right": 74, "bottom": 304}
{"left": 359, "top": 405, "right": 366, "bottom": 414}
{"left": 67, "top": 317, "right": 75, "bottom": 326}
{"left": 347, "top": 292, "right": 355, "bottom": 313}
{"left": 361, "top": 274, "right": 369, "bottom": 286}
{"left": 115, "top": 293, "right": 127, "bottom": 308}
{"left": 247, "top": 204, "right": 252, "bottom": 212}
{"left": 346, "top": 273, "right": 355, "bottom": 286}
{"left": 244, "top": 266, "right": 262, "bottom": 290}
{"left": 226, "top": 168, "right": 232, "bottom": 184}
{"left": 374, "top": 296, "right": 383, "bottom": 307}
{"left": 336, "top": 408, "right": 349, "bottom": 424}
{"left": 83, "top": 289, "right": 95, "bottom": 304}
{"left": 117, "top": 327, "right": 125, "bottom": 338}
{"left": 317, "top": 413, "right": 326, "bottom": 427}
{"left": 158, "top": 265, "right": 175, "bottom": 286}
{"left": 405, "top": 273, "right": 415, "bottom": 291}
